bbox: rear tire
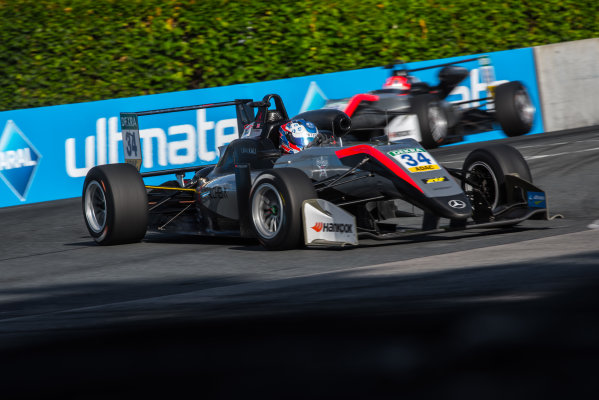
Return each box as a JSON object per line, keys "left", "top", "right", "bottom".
{"left": 82, "top": 163, "right": 148, "bottom": 245}
{"left": 462, "top": 144, "right": 531, "bottom": 210}
{"left": 494, "top": 81, "right": 535, "bottom": 137}
{"left": 411, "top": 94, "right": 448, "bottom": 149}
{"left": 249, "top": 168, "right": 316, "bottom": 250}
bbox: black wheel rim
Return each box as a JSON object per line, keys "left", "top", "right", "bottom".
{"left": 465, "top": 161, "right": 499, "bottom": 209}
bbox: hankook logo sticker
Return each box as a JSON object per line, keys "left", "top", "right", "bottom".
{"left": 311, "top": 222, "right": 353, "bottom": 233}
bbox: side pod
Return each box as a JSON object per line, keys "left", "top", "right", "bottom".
{"left": 235, "top": 163, "right": 254, "bottom": 238}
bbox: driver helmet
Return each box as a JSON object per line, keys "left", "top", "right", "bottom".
{"left": 383, "top": 75, "right": 411, "bottom": 90}
{"left": 279, "top": 119, "right": 318, "bottom": 154}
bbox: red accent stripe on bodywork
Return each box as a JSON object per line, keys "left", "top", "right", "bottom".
{"left": 343, "top": 94, "right": 380, "bottom": 117}
{"left": 335, "top": 145, "right": 423, "bottom": 193}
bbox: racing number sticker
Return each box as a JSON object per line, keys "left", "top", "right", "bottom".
{"left": 124, "top": 132, "right": 139, "bottom": 157}
{"left": 388, "top": 148, "right": 440, "bottom": 173}
{"left": 120, "top": 113, "right": 142, "bottom": 170}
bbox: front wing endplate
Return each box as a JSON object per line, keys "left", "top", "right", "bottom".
{"left": 303, "top": 199, "right": 358, "bottom": 247}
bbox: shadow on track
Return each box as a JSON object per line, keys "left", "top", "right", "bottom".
{"left": 2, "top": 251, "right": 599, "bottom": 399}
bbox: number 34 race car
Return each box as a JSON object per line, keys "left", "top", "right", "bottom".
{"left": 82, "top": 94, "right": 548, "bottom": 250}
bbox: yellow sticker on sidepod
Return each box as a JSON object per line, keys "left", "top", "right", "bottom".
{"left": 408, "top": 164, "right": 440, "bottom": 173}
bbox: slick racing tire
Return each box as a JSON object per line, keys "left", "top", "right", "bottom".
{"left": 494, "top": 81, "right": 535, "bottom": 137}
{"left": 82, "top": 163, "right": 148, "bottom": 245}
{"left": 462, "top": 144, "right": 532, "bottom": 210}
{"left": 411, "top": 94, "right": 448, "bottom": 149}
{"left": 249, "top": 168, "right": 316, "bottom": 250}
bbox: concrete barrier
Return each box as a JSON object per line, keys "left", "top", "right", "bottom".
{"left": 534, "top": 38, "right": 599, "bottom": 131}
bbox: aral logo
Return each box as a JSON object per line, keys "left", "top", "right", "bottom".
{"left": 0, "top": 120, "right": 42, "bottom": 201}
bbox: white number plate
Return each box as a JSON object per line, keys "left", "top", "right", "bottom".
{"left": 387, "top": 148, "right": 440, "bottom": 173}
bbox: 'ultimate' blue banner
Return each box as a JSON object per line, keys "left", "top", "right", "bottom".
{"left": 0, "top": 47, "right": 542, "bottom": 207}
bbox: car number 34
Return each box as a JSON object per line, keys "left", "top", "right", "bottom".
{"left": 388, "top": 148, "right": 440, "bottom": 173}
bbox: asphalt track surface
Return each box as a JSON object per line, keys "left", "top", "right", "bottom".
{"left": 1, "top": 127, "right": 599, "bottom": 398}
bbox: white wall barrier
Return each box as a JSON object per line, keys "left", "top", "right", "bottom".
{"left": 534, "top": 38, "right": 599, "bottom": 132}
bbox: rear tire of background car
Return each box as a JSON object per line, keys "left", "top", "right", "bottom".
{"left": 462, "top": 144, "right": 532, "bottom": 210}
{"left": 249, "top": 168, "right": 316, "bottom": 250}
{"left": 82, "top": 163, "right": 148, "bottom": 245}
{"left": 411, "top": 94, "right": 448, "bottom": 149}
{"left": 494, "top": 81, "right": 535, "bottom": 137}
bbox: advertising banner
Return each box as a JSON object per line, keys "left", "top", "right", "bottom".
{"left": 0, "top": 47, "right": 542, "bottom": 208}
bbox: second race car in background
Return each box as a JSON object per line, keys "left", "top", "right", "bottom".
{"left": 322, "top": 56, "right": 536, "bottom": 149}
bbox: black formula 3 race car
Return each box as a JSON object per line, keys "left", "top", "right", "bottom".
{"left": 82, "top": 94, "right": 548, "bottom": 250}
{"left": 322, "top": 56, "right": 536, "bottom": 149}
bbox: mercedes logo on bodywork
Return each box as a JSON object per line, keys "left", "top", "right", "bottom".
{"left": 448, "top": 199, "right": 467, "bottom": 209}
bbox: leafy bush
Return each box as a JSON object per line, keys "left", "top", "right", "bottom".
{"left": 0, "top": 0, "right": 597, "bottom": 110}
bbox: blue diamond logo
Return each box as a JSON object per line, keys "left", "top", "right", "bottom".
{"left": 0, "top": 120, "right": 42, "bottom": 201}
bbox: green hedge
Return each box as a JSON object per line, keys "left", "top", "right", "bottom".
{"left": 0, "top": 0, "right": 597, "bottom": 111}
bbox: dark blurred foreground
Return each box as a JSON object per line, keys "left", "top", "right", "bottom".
{"left": 2, "top": 279, "right": 599, "bottom": 400}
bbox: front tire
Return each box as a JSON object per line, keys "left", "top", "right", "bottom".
{"left": 82, "top": 163, "right": 148, "bottom": 245}
{"left": 249, "top": 168, "right": 316, "bottom": 250}
{"left": 411, "top": 94, "right": 448, "bottom": 149}
{"left": 494, "top": 81, "right": 535, "bottom": 137}
{"left": 462, "top": 144, "right": 531, "bottom": 210}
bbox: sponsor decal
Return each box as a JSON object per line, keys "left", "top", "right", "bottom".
{"left": 388, "top": 148, "right": 425, "bottom": 156}
{"left": 315, "top": 156, "right": 328, "bottom": 178}
{"left": 209, "top": 186, "right": 228, "bottom": 199}
{"left": 240, "top": 147, "right": 256, "bottom": 154}
{"left": 527, "top": 192, "right": 546, "bottom": 208}
{"left": 304, "top": 199, "right": 358, "bottom": 246}
{"left": 0, "top": 120, "right": 42, "bottom": 201}
{"left": 311, "top": 222, "right": 353, "bottom": 233}
{"left": 408, "top": 164, "right": 440, "bottom": 173}
{"left": 448, "top": 199, "right": 467, "bottom": 209}
{"left": 242, "top": 123, "right": 262, "bottom": 138}
{"left": 388, "top": 130, "right": 412, "bottom": 140}
{"left": 120, "top": 113, "right": 142, "bottom": 170}
{"left": 388, "top": 148, "right": 440, "bottom": 173}
{"left": 423, "top": 177, "right": 448, "bottom": 184}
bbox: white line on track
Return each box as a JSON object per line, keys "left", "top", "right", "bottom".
{"left": 525, "top": 146, "right": 599, "bottom": 160}
{"left": 441, "top": 145, "right": 599, "bottom": 164}
{"left": 517, "top": 138, "right": 599, "bottom": 149}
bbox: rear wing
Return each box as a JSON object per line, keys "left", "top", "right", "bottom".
{"left": 119, "top": 99, "right": 254, "bottom": 172}
{"left": 387, "top": 55, "right": 493, "bottom": 75}
{"left": 387, "top": 55, "right": 496, "bottom": 101}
